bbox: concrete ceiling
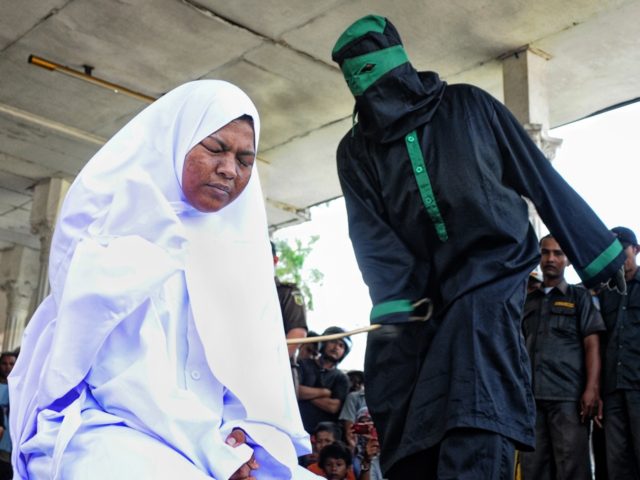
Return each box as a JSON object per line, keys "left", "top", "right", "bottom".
{"left": 1, "top": 0, "right": 639, "bottom": 250}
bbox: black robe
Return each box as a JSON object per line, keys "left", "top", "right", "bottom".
{"left": 337, "top": 73, "right": 624, "bottom": 474}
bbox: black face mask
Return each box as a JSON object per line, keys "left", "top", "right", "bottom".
{"left": 333, "top": 16, "right": 446, "bottom": 142}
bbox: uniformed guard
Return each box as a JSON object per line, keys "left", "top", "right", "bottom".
{"left": 521, "top": 234, "right": 605, "bottom": 479}
{"left": 272, "top": 241, "right": 309, "bottom": 391}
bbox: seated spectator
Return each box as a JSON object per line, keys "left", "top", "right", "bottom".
{"left": 318, "top": 442, "right": 356, "bottom": 480}
{"left": 350, "top": 408, "right": 382, "bottom": 480}
{"left": 301, "top": 421, "right": 342, "bottom": 469}
{"left": 340, "top": 388, "right": 367, "bottom": 452}
{"left": 346, "top": 370, "right": 364, "bottom": 393}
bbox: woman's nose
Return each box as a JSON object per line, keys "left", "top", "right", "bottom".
{"left": 216, "top": 153, "right": 236, "bottom": 179}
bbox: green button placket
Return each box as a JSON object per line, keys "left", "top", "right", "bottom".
{"left": 405, "top": 131, "right": 448, "bottom": 242}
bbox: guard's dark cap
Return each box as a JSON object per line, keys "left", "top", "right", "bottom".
{"left": 612, "top": 226, "right": 638, "bottom": 247}
{"left": 331, "top": 15, "right": 403, "bottom": 64}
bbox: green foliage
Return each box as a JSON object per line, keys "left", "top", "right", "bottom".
{"left": 274, "top": 236, "right": 324, "bottom": 310}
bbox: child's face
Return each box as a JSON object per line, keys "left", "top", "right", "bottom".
{"left": 313, "top": 431, "right": 335, "bottom": 454}
{"left": 323, "top": 457, "right": 348, "bottom": 480}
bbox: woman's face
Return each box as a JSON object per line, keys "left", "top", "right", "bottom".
{"left": 182, "top": 118, "right": 256, "bottom": 212}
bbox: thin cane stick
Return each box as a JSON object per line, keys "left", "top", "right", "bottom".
{"left": 286, "top": 324, "right": 381, "bottom": 345}
{"left": 286, "top": 298, "right": 433, "bottom": 345}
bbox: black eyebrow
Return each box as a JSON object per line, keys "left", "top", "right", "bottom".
{"left": 205, "top": 134, "right": 256, "bottom": 157}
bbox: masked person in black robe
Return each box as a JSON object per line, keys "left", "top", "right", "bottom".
{"left": 331, "top": 15, "right": 626, "bottom": 480}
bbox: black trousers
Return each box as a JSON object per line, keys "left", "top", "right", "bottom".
{"left": 386, "top": 428, "right": 515, "bottom": 480}
{"left": 520, "top": 400, "right": 591, "bottom": 480}
{"left": 604, "top": 390, "right": 640, "bottom": 480}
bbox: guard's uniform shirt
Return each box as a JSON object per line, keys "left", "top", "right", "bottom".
{"left": 337, "top": 75, "right": 625, "bottom": 473}
{"left": 522, "top": 280, "right": 605, "bottom": 401}
{"left": 599, "top": 269, "right": 640, "bottom": 394}
{"left": 297, "top": 358, "right": 349, "bottom": 434}
{"left": 275, "top": 277, "right": 308, "bottom": 335}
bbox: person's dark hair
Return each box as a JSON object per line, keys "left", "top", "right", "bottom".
{"left": 539, "top": 233, "right": 555, "bottom": 247}
{"left": 314, "top": 421, "right": 341, "bottom": 440}
{"left": 319, "top": 441, "right": 352, "bottom": 469}
{"left": 0, "top": 351, "right": 17, "bottom": 362}
{"left": 236, "top": 114, "right": 254, "bottom": 127}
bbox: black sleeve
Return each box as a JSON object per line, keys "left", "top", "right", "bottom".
{"left": 488, "top": 95, "right": 625, "bottom": 288}
{"left": 337, "top": 134, "right": 429, "bottom": 324}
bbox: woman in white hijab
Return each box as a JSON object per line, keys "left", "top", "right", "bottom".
{"left": 9, "top": 80, "right": 319, "bottom": 479}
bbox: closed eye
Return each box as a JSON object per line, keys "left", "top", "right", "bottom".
{"left": 237, "top": 154, "right": 255, "bottom": 168}
{"left": 199, "top": 141, "right": 222, "bottom": 154}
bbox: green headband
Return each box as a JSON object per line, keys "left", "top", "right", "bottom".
{"left": 340, "top": 45, "right": 409, "bottom": 96}
{"left": 332, "top": 15, "right": 387, "bottom": 57}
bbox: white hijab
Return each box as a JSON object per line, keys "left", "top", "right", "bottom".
{"left": 10, "top": 80, "right": 309, "bottom": 473}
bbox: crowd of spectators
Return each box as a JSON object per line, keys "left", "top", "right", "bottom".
{"left": 295, "top": 352, "right": 382, "bottom": 479}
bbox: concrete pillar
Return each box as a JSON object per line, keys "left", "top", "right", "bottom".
{"left": 0, "top": 246, "right": 39, "bottom": 350}
{"left": 502, "top": 47, "right": 563, "bottom": 236}
{"left": 30, "top": 177, "right": 71, "bottom": 308}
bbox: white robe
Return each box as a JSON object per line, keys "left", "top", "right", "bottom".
{"left": 9, "top": 81, "right": 319, "bottom": 479}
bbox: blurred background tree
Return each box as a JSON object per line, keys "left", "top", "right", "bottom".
{"left": 273, "top": 236, "right": 324, "bottom": 310}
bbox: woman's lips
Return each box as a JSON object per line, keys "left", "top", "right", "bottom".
{"left": 207, "top": 183, "right": 230, "bottom": 195}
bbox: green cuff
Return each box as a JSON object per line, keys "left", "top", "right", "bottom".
{"left": 370, "top": 299, "right": 413, "bottom": 321}
{"left": 579, "top": 239, "right": 623, "bottom": 281}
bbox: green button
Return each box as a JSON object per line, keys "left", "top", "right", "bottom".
{"left": 416, "top": 166, "right": 423, "bottom": 173}
{"left": 425, "top": 197, "right": 433, "bottom": 205}
{"left": 407, "top": 135, "right": 415, "bottom": 142}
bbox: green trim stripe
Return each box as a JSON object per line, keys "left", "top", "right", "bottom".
{"left": 370, "top": 299, "right": 413, "bottom": 321}
{"left": 405, "top": 131, "right": 448, "bottom": 241}
{"left": 581, "top": 239, "right": 623, "bottom": 280}
{"left": 332, "top": 15, "right": 387, "bottom": 56}
{"left": 340, "top": 45, "right": 409, "bottom": 96}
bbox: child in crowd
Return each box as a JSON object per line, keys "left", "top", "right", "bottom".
{"left": 305, "top": 424, "right": 356, "bottom": 479}
{"left": 319, "top": 442, "right": 355, "bottom": 480}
